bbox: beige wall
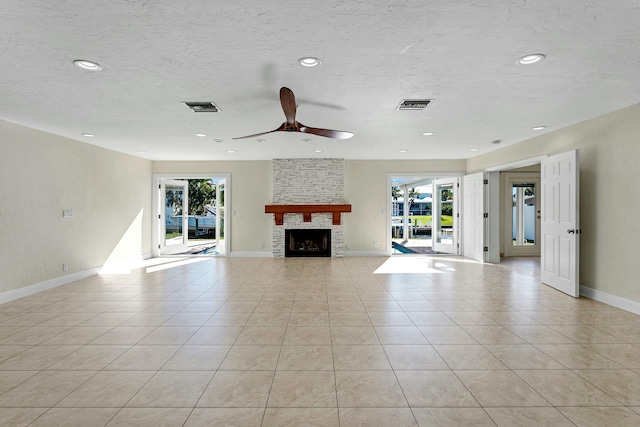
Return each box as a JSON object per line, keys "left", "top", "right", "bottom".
{"left": 0, "top": 120, "right": 152, "bottom": 293}
{"left": 468, "top": 103, "right": 640, "bottom": 302}
{"left": 152, "top": 161, "right": 273, "bottom": 255}
{"left": 344, "top": 160, "right": 467, "bottom": 253}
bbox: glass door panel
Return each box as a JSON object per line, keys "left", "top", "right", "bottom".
{"left": 160, "top": 179, "right": 189, "bottom": 255}
{"left": 432, "top": 177, "right": 459, "bottom": 254}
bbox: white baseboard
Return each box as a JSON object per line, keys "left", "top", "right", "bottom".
{"left": 0, "top": 253, "right": 154, "bottom": 305}
{"left": 580, "top": 285, "right": 640, "bottom": 316}
{"left": 229, "top": 251, "right": 273, "bottom": 258}
{"left": 0, "top": 267, "right": 101, "bottom": 305}
{"left": 344, "top": 251, "right": 389, "bottom": 257}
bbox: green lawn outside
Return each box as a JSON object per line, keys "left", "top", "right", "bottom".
{"left": 394, "top": 215, "right": 453, "bottom": 227}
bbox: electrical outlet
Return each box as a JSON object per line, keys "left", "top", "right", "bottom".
{"left": 63, "top": 263, "right": 68, "bottom": 271}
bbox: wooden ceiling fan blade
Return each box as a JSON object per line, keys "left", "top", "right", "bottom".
{"left": 232, "top": 123, "right": 287, "bottom": 140}
{"left": 299, "top": 124, "right": 354, "bottom": 140}
{"left": 280, "top": 87, "right": 297, "bottom": 125}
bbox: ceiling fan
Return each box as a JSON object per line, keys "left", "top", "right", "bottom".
{"left": 233, "top": 87, "right": 354, "bottom": 140}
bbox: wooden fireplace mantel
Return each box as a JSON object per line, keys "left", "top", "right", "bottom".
{"left": 265, "top": 204, "right": 352, "bottom": 226}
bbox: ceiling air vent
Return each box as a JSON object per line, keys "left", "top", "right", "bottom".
{"left": 397, "top": 99, "right": 433, "bottom": 110}
{"left": 183, "top": 102, "right": 221, "bottom": 112}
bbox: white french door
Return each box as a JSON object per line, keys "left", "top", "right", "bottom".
{"left": 541, "top": 150, "right": 580, "bottom": 297}
{"left": 462, "top": 172, "right": 485, "bottom": 262}
{"left": 159, "top": 179, "right": 189, "bottom": 255}
{"left": 432, "top": 177, "right": 459, "bottom": 254}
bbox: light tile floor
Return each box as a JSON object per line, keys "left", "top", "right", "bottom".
{"left": 1, "top": 256, "right": 640, "bottom": 426}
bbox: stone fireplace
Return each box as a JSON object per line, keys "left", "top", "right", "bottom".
{"left": 270, "top": 159, "right": 348, "bottom": 258}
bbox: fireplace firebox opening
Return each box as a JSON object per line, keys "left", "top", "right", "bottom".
{"left": 285, "top": 229, "right": 331, "bottom": 257}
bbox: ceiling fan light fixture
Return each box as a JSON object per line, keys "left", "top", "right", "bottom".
{"left": 73, "top": 60, "right": 103, "bottom": 71}
{"left": 298, "top": 57, "right": 321, "bottom": 67}
{"left": 517, "top": 53, "right": 545, "bottom": 65}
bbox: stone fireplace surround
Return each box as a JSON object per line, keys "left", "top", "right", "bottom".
{"left": 271, "top": 159, "right": 347, "bottom": 258}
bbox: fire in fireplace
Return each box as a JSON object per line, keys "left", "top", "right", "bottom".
{"left": 285, "top": 229, "right": 331, "bottom": 257}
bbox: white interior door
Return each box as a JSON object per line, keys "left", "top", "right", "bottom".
{"left": 160, "top": 179, "right": 189, "bottom": 255}
{"left": 432, "top": 177, "right": 459, "bottom": 254}
{"left": 541, "top": 150, "right": 580, "bottom": 297}
{"left": 463, "top": 172, "right": 485, "bottom": 262}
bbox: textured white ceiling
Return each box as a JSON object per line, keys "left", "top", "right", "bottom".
{"left": 1, "top": 0, "right": 639, "bottom": 161}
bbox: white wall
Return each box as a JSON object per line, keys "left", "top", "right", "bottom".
{"left": 152, "top": 161, "right": 273, "bottom": 256}
{"left": 344, "top": 160, "right": 467, "bottom": 254}
{"left": 468, "top": 103, "right": 640, "bottom": 303}
{"left": 0, "top": 120, "right": 152, "bottom": 294}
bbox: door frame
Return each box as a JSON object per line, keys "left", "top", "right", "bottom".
{"left": 152, "top": 173, "right": 231, "bottom": 257}
{"left": 387, "top": 173, "right": 463, "bottom": 256}
{"left": 484, "top": 156, "right": 547, "bottom": 263}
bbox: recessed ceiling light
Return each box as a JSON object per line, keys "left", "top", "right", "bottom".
{"left": 256, "top": 138, "right": 266, "bottom": 142}
{"left": 422, "top": 132, "right": 435, "bottom": 136}
{"left": 516, "top": 53, "right": 545, "bottom": 65}
{"left": 399, "top": 149, "right": 409, "bottom": 153}
{"left": 195, "top": 133, "right": 207, "bottom": 137}
{"left": 136, "top": 150, "right": 147, "bottom": 154}
{"left": 298, "top": 57, "right": 321, "bottom": 67}
{"left": 314, "top": 150, "right": 322, "bottom": 153}
{"left": 227, "top": 150, "right": 236, "bottom": 153}
{"left": 81, "top": 133, "right": 95, "bottom": 137}
{"left": 470, "top": 148, "right": 479, "bottom": 152}
{"left": 301, "top": 138, "right": 312, "bottom": 143}
{"left": 73, "top": 60, "right": 103, "bottom": 71}
{"left": 214, "top": 139, "right": 223, "bottom": 143}
{"left": 532, "top": 126, "right": 547, "bottom": 131}
{"left": 492, "top": 139, "right": 502, "bottom": 144}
